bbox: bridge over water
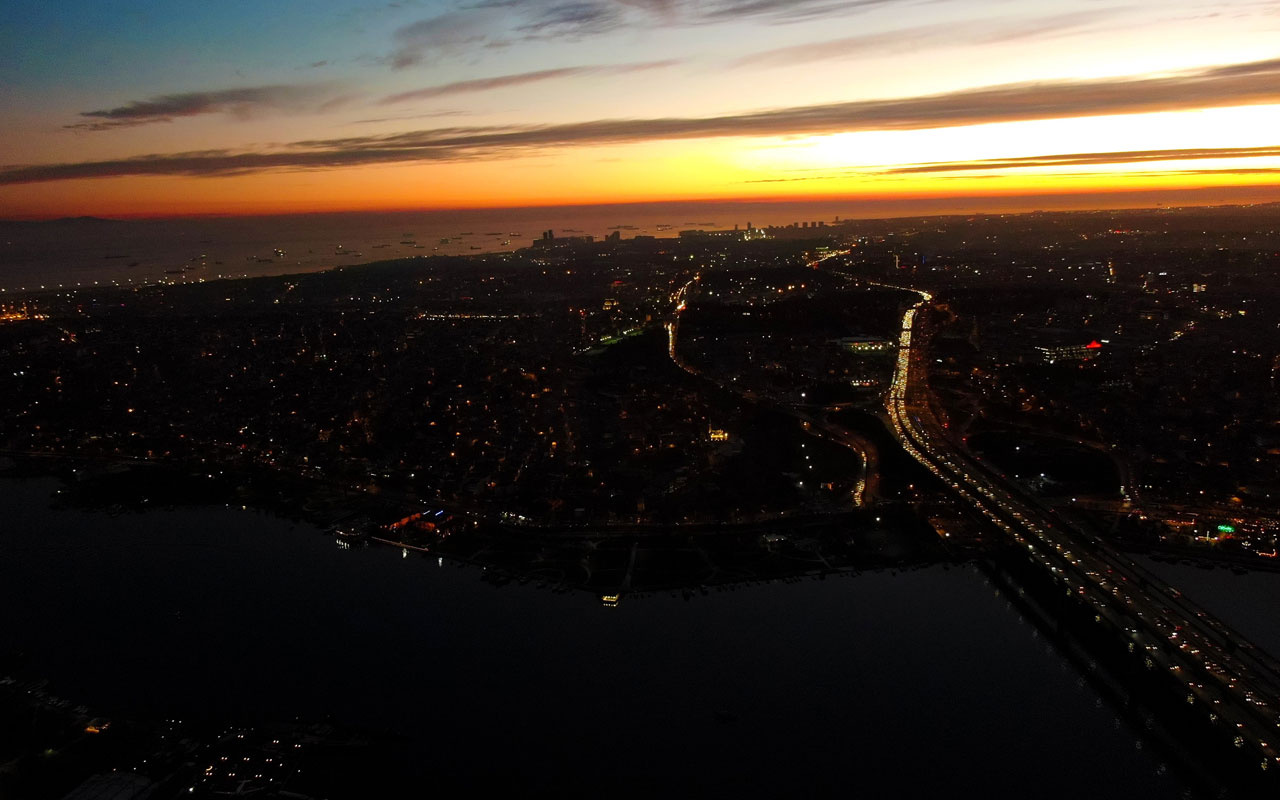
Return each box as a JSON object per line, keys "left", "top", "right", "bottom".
{"left": 885, "top": 284, "right": 1280, "bottom": 791}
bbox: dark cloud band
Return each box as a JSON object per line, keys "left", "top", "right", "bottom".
{"left": 68, "top": 85, "right": 338, "bottom": 131}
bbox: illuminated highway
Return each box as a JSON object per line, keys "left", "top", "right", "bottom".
{"left": 885, "top": 285, "right": 1280, "bottom": 779}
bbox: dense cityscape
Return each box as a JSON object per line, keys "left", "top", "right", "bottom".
{"left": 5, "top": 207, "right": 1278, "bottom": 547}
{"left": 2, "top": 203, "right": 1280, "bottom": 796}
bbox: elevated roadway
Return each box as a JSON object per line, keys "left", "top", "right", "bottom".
{"left": 886, "top": 285, "right": 1280, "bottom": 781}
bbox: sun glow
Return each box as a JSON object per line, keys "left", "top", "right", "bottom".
{"left": 739, "top": 105, "right": 1280, "bottom": 179}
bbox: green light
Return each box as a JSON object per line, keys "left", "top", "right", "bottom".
{"left": 1217, "top": 524, "right": 1236, "bottom": 534}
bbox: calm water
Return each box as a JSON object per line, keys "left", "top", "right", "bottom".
{"left": 0, "top": 477, "right": 1192, "bottom": 796}
{"left": 0, "top": 201, "right": 860, "bottom": 292}
{"left": 1138, "top": 556, "right": 1280, "bottom": 657}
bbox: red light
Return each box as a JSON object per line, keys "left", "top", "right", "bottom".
{"left": 1086, "top": 340, "right": 1102, "bottom": 349}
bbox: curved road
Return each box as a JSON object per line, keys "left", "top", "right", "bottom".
{"left": 666, "top": 275, "right": 879, "bottom": 508}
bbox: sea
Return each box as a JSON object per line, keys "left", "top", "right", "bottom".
{"left": 0, "top": 475, "right": 1212, "bottom": 797}
{"left": 0, "top": 201, "right": 874, "bottom": 293}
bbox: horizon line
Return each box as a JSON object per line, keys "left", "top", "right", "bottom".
{"left": 4, "top": 187, "right": 1280, "bottom": 225}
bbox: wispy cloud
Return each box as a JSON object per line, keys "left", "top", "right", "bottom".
{"left": 617, "top": 0, "right": 908, "bottom": 24}
{"left": 379, "top": 59, "right": 677, "bottom": 104}
{"left": 67, "top": 84, "right": 339, "bottom": 132}
{"left": 876, "top": 146, "right": 1280, "bottom": 175}
{"left": 734, "top": 11, "right": 1110, "bottom": 68}
{"left": 734, "top": 21, "right": 957, "bottom": 68}
{"left": 515, "top": 2, "right": 624, "bottom": 38}
{"left": 19, "top": 57, "right": 1280, "bottom": 184}
{"left": 387, "top": 0, "right": 914, "bottom": 63}
{"left": 349, "top": 110, "right": 471, "bottom": 125}
{"left": 388, "top": 2, "right": 626, "bottom": 64}
{"left": 746, "top": 146, "right": 1280, "bottom": 181}
{"left": 389, "top": 10, "right": 497, "bottom": 68}
{"left": 687, "top": 0, "right": 904, "bottom": 24}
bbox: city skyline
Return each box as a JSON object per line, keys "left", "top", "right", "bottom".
{"left": 3, "top": 0, "right": 1280, "bottom": 218}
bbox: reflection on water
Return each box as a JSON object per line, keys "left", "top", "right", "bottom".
{"left": 1139, "top": 555, "right": 1280, "bottom": 657}
{"left": 0, "top": 477, "right": 1190, "bottom": 796}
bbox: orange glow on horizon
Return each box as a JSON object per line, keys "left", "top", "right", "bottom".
{"left": 6, "top": 167, "right": 1278, "bottom": 221}
{"left": 9, "top": 105, "right": 1280, "bottom": 220}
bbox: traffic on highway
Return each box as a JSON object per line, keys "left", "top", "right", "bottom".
{"left": 885, "top": 285, "right": 1280, "bottom": 779}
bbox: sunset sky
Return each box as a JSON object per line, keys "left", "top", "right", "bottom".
{"left": 2, "top": 0, "right": 1279, "bottom": 218}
